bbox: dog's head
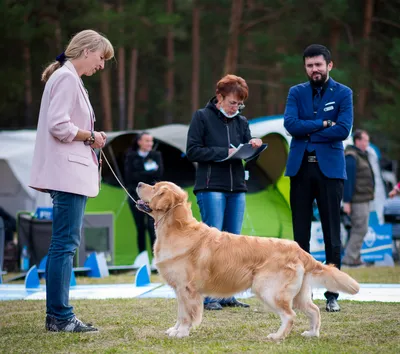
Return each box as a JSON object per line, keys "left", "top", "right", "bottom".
{"left": 136, "top": 181, "right": 188, "bottom": 215}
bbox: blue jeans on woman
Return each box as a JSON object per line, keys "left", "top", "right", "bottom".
{"left": 46, "top": 191, "right": 87, "bottom": 320}
{"left": 196, "top": 191, "right": 245, "bottom": 306}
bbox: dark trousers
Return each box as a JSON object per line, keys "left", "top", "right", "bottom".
{"left": 128, "top": 199, "right": 156, "bottom": 253}
{"left": 290, "top": 154, "right": 344, "bottom": 300}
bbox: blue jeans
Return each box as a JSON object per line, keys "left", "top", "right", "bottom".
{"left": 196, "top": 191, "right": 245, "bottom": 305}
{"left": 46, "top": 191, "right": 87, "bottom": 320}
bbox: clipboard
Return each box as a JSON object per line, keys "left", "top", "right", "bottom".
{"left": 216, "top": 143, "right": 268, "bottom": 162}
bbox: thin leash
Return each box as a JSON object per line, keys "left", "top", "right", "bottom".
{"left": 99, "top": 149, "right": 137, "bottom": 205}
{"left": 99, "top": 148, "right": 181, "bottom": 227}
{"left": 154, "top": 203, "right": 183, "bottom": 229}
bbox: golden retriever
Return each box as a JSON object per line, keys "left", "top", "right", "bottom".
{"left": 136, "top": 181, "right": 360, "bottom": 341}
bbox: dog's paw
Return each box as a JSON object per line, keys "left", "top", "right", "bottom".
{"left": 165, "top": 327, "right": 178, "bottom": 336}
{"left": 267, "top": 333, "right": 282, "bottom": 341}
{"left": 166, "top": 327, "right": 190, "bottom": 338}
{"left": 175, "top": 329, "right": 190, "bottom": 338}
{"left": 301, "top": 330, "right": 319, "bottom": 338}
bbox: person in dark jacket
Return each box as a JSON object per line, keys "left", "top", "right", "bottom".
{"left": 124, "top": 132, "right": 163, "bottom": 257}
{"left": 342, "top": 129, "right": 375, "bottom": 267}
{"left": 186, "top": 74, "right": 262, "bottom": 310}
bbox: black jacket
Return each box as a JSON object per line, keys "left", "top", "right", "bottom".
{"left": 124, "top": 150, "right": 163, "bottom": 198}
{"left": 186, "top": 97, "right": 252, "bottom": 194}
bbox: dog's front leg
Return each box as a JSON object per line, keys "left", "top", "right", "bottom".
{"left": 165, "top": 289, "right": 183, "bottom": 336}
{"left": 166, "top": 285, "right": 203, "bottom": 338}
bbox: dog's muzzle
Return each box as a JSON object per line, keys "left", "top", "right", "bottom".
{"left": 136, "top": 200, "right": 153, "bottom": 213}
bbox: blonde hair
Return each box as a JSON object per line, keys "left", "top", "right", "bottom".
{"left": 41, "top": 29, "right": 114, "bottom": 82}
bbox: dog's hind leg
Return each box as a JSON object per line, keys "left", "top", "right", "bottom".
{"left": 293, "top": 275, "right": 321, "bottom": 337}
{"left": 166, "top": 284, "right": 203, "bottom": 338}
{"left": 253, "top": 266, "right": 303, "bottom": 341}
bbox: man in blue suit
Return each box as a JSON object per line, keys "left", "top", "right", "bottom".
{"left": 284, "top": 44, "right": 353, "bottom": 312}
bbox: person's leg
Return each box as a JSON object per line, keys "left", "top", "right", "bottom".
{"left": 196, "top": 192, "right": 225, "bottom": 309}
{"left": 315, "top": 171, "right": 344, "bottom": 310}
{"left": 218, "top": 192, "right": 249, "bottom": 307}
{"left": 342, "top": 202, "right": 370, "bottom": 265}
{"left": 221, "top": 192, "right": 243, "bottom": 308}
{"left": 290, "top": 159, "right": 315, "bottom": 253}
{"left": 146, "top": 214, "right": 156, "bottom": 251}
{"left": 45, "top": 191, "right": 96, "bottom": 332}
{"left": 196, "top": 192, "right": 225, "bottom": 230}
{"left": 222, "top": 192, "right": 245, "bottom": 235}
{"left": 129, "top": 199, "right": 147, "bottom": 253}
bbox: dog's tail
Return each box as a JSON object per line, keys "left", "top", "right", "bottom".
{"left": 300, "top": 252, "right": 360, "bottom": 295}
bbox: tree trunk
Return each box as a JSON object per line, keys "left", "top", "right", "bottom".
{"left": 330, "top": 20, "right": 341, "bottom": 66}
{"left": 127, "top": 48, "right": 138, "bottom": 129}
{"left": 191, "top": 2, "right": 200, "bottom": 114}
{"left": 356, "top": 0, "right": 374, "bottom": 125}
{"left": 100, "top": 1, "right": 112, "bottom": 131}
{"left": 165, "top": 0, "right": 175, "bottom": 124}
{"left": 224, "top": 0, "right": 244, "bottom": 75}
{"left": 23, "top": 43, "right": 33, "bottom": 127}
{"left": 100, "top": 68, "right": 112, "bottom": 131}
{"left": 117, "top": 0, "right": 126, "bottom": 130}
{"left": 138, "top": 77, "right": 149, "bottom": 127}
{"left": 54, "top": 20, "right": 62, "bottom": 53}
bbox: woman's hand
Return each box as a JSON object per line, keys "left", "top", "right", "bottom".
{"left": 91, "top": 131, "right": 106, "bottom": 149}
{"left": 249, "top": 138, "right": 262, "bottom": 148}
{"left": 343, "top": 202, "right": 351, "bottom": 215}
{"left": 389, "top": 187, "right": 399, "bottom": 198}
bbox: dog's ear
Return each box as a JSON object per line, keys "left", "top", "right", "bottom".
{"left": 150, "top": 186, "right": 178, "bottom": 211}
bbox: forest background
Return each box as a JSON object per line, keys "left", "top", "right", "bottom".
{"left": 1, "top": 0, "right": 399, "bottom": 163}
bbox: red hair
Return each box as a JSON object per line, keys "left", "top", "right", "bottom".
{"left": 216, "top": 74, "right": 249, "bottom": 101}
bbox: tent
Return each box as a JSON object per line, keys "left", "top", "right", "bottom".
{"left": 0, "top": 118, "right": 391, "bottom": 265}
{"left": 0, "top": 130, "right": 51, "bottom": 218}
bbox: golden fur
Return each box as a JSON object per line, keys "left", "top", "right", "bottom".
{"left": 136, "top": 181, "right": 360, "bottom": 341}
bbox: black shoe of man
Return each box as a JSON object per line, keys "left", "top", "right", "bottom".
{"left": 326, "top": 298, "right": 340, "bottom": 312}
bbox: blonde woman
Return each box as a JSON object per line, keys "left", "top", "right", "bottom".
{"left": 30, "top": 30, "right": 114, "bottom": 332}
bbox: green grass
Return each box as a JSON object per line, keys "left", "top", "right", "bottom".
{"left": 1, "top": 299, "right": 399, "bottom": 353}
{"left": 1, "top": 267, "right": 399, "bottom": 353}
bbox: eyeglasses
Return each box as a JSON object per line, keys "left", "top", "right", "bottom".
{"left": 223, "top": 97, "right": 245, "bottom": 110}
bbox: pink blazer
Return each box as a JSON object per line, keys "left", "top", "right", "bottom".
{"left": 29, "top": 61, "right": 99, "bottom": 197}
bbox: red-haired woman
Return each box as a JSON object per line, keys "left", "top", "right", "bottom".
{"left": 186, "top": 74, "right": 262, "bottom": 310}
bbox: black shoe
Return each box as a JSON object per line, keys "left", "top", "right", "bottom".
{"left": 342, "top": 260, "right": 367, "bottom": 268}
{"left": 204, "top": 302, "right": 223, "bottom": 310}
{"left": 46, "top": 315, "right": 98, "bottom": 332}
{"left": 326, "top": 298, "right": 340, "bottom": 312}
{"left": 221, "top": 299, "right": 250, "bottom": 308}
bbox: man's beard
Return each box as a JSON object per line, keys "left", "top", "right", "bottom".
{"left": 308, "top": 72, "right": 328, "bottom": 87}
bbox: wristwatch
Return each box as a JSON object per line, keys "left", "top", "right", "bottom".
{"left": 84, "top": 131, "right": 95, "bottom": 146}
{"left": 326, "top": 120, "right": 333, "bottom": 127}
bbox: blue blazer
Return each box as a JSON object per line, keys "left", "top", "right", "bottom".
{"left": 284, "top": 78, "right": 353, "bottom": 179}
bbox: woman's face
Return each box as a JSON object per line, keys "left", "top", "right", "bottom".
{"left": 217, "top": 93, "right": 244, "bottom": 116}
{"left": 83, "top": 49, "right": 105, "bottom": 76}
{"left": 138, "top": 134, "right": 154, "bottom": 152}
